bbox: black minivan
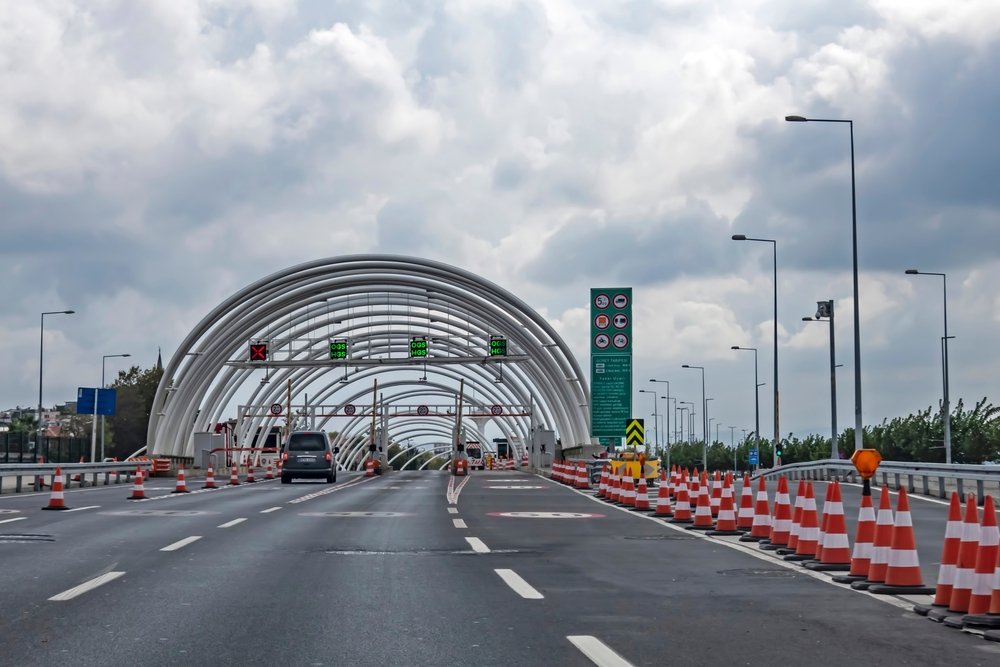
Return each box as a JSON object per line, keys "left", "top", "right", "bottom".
{"left": 280, "top": 431, "right": 338, "bottom": 484}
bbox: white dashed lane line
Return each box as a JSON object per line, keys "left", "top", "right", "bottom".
{"left": 217, "top": 518, "right": 247, "bottom": 528}
{"left": 160, "top": 536, "right": 202, "bottom": 552}
{"left": 49, "top": 572, "right": 126, "bottom": 602}
{"left": 0, "top": 517, "right": 27, "bottom": 525}
{"left": 64, "top": 505, "right": 100, "bottom": 512}
{"left": 260, "top": 507, "right": 282, "bottom": 513}
{"left": 494, "top": 569, "right": 544, "bottom": 599}
{"left": 446, "top": 507, "right": 458, "bottom": 514}
{"left": 465, "top": 537, "right": 490, "bottom": 553}
{"left": 453, "top": 519, "right": 467, "bottom": 529}
{"left": 567, "top": 636, "right": 635, "bottom": 667}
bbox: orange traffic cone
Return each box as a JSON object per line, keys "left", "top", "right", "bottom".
{"left": 710, "top": 470, "right": 723, "bottom": 517}
{"left": 229, "top": 465, "right": 241, "bottom": 485}
{"left": 621, "top": 475, "right": 636, "bottom": 508}
{"left": 265, "top": 463, "right": 274, "bottom": 480}
{"left": 670, "top": 471, "right": 693, "bottom": 523}
{"left": 742, "top": 476, "right": 772, "bottom": 542}
{"left": 834, "top": 486, "right": 877, "bottom": 584}
{"left": 709, "top": 478, "right": 742, "bottom": 536}
{"left": 171, "top": 467, "right": 190, "bottom": 493}
{"left": 761, "top": 477, "right": 792, "bottom": 550}
{"left": 736, "top": 474, "right": 754, "bottom": 531}
{"left": 246, "top": 463, "right": 256, "bottom": 483}
{"left": 204, "top": 465, "right": 217, "bottom": 489}
{"left": 688, "top": 482, "right": 715, "bottom": 531}
{"left": 869, "top": 487, "right": 935, "bottom": 595}
{"left": 41, "top": 466, "right": 70, "bottom": 510}
{"left": 963, "top": 496, "right": 1000, "bottom": 628}
{"left": 608, "top": 472, "right": 620, "bottom": 503}
{"left": 73, "top": 456, "right": 85, "bottom": 484}
{"left": 654, "top": 478, "right": 673, "bottom": 516}
{"left": 852, "top": 486, "right": 894, "bottom": 590}
{"left": 634, "top": 476, "right": 651, "bottom": 511}
{"left": 127, "top": 467, "right": 147, "bottom": 500}
{"left": 786, "top": 482, "right": 820, "bottom": 561}
{"left": 806, "top": 481, "right": 852, "bottom": 571}
{"left": 779, "top": 480, "right": 807, "bottom": 555}
{"left": 598, "top": 466, "right": 609, "bottom": 498}
{"left": 927, "top": 494, "right": 980, "bottom": 617}
{"left": 913, "top": 492, "right": 963, "bottom": 614}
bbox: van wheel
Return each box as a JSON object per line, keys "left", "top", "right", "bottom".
{"left": 281, "top": 474, "right": 291, "bottom": 484}
{"left": 326, "top": 472, "right": 335, "bottom": 483}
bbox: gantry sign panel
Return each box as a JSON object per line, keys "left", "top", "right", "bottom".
{"left": 590, "top": 287, "right": 632, "bottom": 439}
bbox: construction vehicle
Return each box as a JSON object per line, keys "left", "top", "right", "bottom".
{"left": 466, "top": 441, "right": 484, "bottom": 470}
{"left": 607, "top": 449, "right": 660, "bottom": 482}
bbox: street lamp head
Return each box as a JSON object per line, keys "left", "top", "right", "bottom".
{"left": 63, "top": 310, "right": 75, "bottom": 314}
{"left": 785, "top": 115, "right": 808, "bottom": 122}
{"left": 731, "top": 234, "right": 747, "bottom": 241}
{"left": 904, "top": 269, "right": 920, "bottom": 275}
{"left": 681, "top": 364, "right": 690, "bottom": 368}
{"left": 731, "top": 345, "right": 740, "bottom": 350}
{"left": 802, "top": 316, "right": 814, "bottom": 321}
{"left": 122, "top": 353, "right": 131, "bottom": 358}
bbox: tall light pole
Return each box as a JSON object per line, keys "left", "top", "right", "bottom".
{"left": 682, "top": 364, "right": 707, "bottom": 469}
{"left": 649, "top": 379, "right": 670, "bottom": 449}
{"left": 99, "top": 353, "right": 131, "bottom": 461}
{"left": 732, "top": 234, "right": 780, "bottom": 464}
{"left": 802, "top": 300, "right": 838, "bottom": 459}
{"left": 786, "top": 114, "right": 863, "bottom": 452}
{"left": 638, "top": 389, "right": 658, "bottom": 452}
{"left": 905, "top": 269, "right": 952, "bottom": 464}
{"left": 681, "top": 401, "right": 695, "bottom": 445}
{"left": 729, "top": 425, "right": 737, "bottom": 471}
{"left": 678, "top": 405, "right": 689, "bottom": 443}
{"left": 731, "top": 346, "right": 761, "bottom": 453}
{"left": 38, "top": 310, "right": 75, "bottom": 456}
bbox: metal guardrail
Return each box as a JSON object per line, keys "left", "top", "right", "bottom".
{"left": 0, "top": 462, "right": 152, "bottom": 494}
{"left": 754, "top": 459, "right": 1000, "bottom": 502}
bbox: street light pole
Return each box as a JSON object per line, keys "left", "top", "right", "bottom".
{"left": 802, "top": 300, "right": 838, "bottom": 458}
{"left": 729, "top": 425, "right": 736, "bottom": 471}
{"left": 99, "top": 353, "right": 131, "bottom": 461}
{"left": 905, "top": 269, "right": 952, "bottom": 464}
{"left": 681, "top": 401, "right": 695, "bottom": 445}
{"left": 649, "top": 379, "right": 670, "bottom": 449}
{"left": 731, "top": 346, "right": 760, "bottom": 452}
{"left": 731, "top": 235, "right": 780, "bottom": 464}
{"left": 786, "top": 114, "right": 863, "bottom": 451}
{"left": 639, "top": 389, "right": 658, "bottom": 453}
{"left": 38, "top": 310, "right": 75, "bottom": 457}
{"left": 681, "top": 365, "right": 707, "bottom": 469}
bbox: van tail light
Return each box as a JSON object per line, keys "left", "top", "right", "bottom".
{"left": 325, "top": 452, "right": 332, "bottom": 462}
{"left": 282, "top": 452, "right": 288, "bottom": 461}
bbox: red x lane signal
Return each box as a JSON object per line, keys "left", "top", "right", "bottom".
{"left": 249, "top": 342, "right": 268, "bottom": 362}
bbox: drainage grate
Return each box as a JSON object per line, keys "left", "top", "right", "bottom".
{"left": 0, "top": 534, "right": 55, "bottom": 543}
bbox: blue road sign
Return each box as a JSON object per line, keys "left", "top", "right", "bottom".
{"left": 748, "top": 448, "right": 759, "bottom": 465}
{"left": 77, "top": 387, "right": 117, "bottom": 416}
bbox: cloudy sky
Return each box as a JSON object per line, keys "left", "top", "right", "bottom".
{"left": 3, "top": 0, "right": 999, "bottom": 445}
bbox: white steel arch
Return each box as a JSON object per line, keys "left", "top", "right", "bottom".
{"left": 149, "top": 256, "right": 589, "bottom": 461}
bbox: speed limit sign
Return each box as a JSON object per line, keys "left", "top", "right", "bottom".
{"left": 344, "top": 404, "right": 357, "bottom": 416}
{"left": 269, "top": 403, "right": 283, "bottom": 416}
{"left": 417, "top": 405, "right": 429, "bottom": 416}
{"left": 490, "top": 405, "right": 503, "bottom": 416}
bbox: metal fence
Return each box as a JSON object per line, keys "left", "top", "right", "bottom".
{"left": 0, "top": 431, "right": 93, "bottom": 464}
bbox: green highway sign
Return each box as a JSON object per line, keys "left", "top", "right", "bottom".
{"left": 409, "top": 336, "right": 428, "bottom": 358}
{"left": 489, "top": 335, "right": 507, "bottom": 356}
{"left": 329, "top": 339, "right": 348, "bottom": 359}
{"left": 590, "top": 288, "right": 632, "bottom": 439}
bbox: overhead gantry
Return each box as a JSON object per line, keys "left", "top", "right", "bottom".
{"left": 147, "top": 255, "right": 590, "bottom": 468}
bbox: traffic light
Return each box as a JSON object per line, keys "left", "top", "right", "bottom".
{"left": 775, "top": 443, "right": 783, "bottom": 458}
{"left": 489, "top": 335, "right": 507, "bottom": 357}
{"left": 249, "top": 341, "right": 268, "bottom": 362}
{"left": 409, "top": 336, "right": 428, "bottom": 358}
{"left": 329, "top": 339, "right": 348, "bottom": 359}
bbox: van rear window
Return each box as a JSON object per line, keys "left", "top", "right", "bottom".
{"left": 287, "top": 433, "right": 327, "bottom": 452}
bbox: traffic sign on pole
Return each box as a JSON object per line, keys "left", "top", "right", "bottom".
{"left": 590, "top": 287, "right": 632, "bottom": 439}
{"left": 625, "top": 419, "right": 645, "bottom": 447}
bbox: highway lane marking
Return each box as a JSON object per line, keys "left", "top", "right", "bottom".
{"left": 48, "top": 571, "right": 126, "bottom": 602}
{"left": 453, "top": 519, "right": 467, "bottom": 528}
{"left": 0, "top": 517, "right": 27, "bottom": 525}
{"left": 161, "top": 536, "right": 202, "bottom": 552}
{"left": 838, "top": 481, "right": 950, "bottom": 506}
{"left": 0, "top": 509, "right": 21, "bottom": 514}
{"left": 64, "top": 505, "right": 100, "bottom": 512}
{"left": 486, "top": 485, "right": 546, "bottom": 490}
{"left": 288, "top": 476, "right": 374, "bottom": 504}
{"left": 567, "top": 636, "right": 634, "bottom": 667}
{"left": 446, "top": 474, "right": 472, "bottom": 505}
{"left": 465, "top": 537, "right": 490, "bottom": 553}
{"left": 494, "top": 569, "right": 544, "bottom": 599}
{"left": 447, "top": 507, "right": 458, "bottom": 514}
{"left": 544, "top": 475, "right": 923, "bottom": 614}
{"left": 217, "top": 518, "right": 247, "bottom": 528}
{"left": 260, "top": 507, "right": 282, "bottom": 513}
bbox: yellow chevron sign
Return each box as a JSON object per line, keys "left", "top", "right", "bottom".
{"left": 625, "top": 418, "right": 644, "bottom": 446}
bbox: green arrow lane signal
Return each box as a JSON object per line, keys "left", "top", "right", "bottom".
{"left": 489, "top": 336, "right": 507, "bottom": 356}
{"left": 409, "top": 336, "right": 428, "bottom": 358}
{"left": 329, "top": 339, "right": 348, "bottom": 359}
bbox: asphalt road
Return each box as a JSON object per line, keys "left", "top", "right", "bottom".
{"left": 0, "top": 471, "right": 998, "bottom": 666}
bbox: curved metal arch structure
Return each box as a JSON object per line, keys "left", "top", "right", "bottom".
{"left": 149, "top": 256, "right": 590, "bottom": 463}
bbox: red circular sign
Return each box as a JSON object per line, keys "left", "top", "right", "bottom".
{"left": 594, "top": 314, "right": 610, "bottom": 329}
{"left": 594, "top": 333, "right": 610, "bottom": 349}
{"left": 416, "top": 405, "right": 429, "bottom": 416}
{"left": 344, "top": 404, "right": 356, "bottom": 416}
{"left": 490, "top": 405, "right": 503, "bottom": 416}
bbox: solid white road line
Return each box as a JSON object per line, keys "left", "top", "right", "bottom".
{"left": 465, "top": 537, "right": 490, "bottom": 553}
{"left": 260, "top": 507, "right": 282, "bottom": 513}
{"left": 217, "top": 518, "right": 247, "bottom": 528}
{"left": 567, "top": 636, "right": 634, "bottom": 667}
{"left": 453, "top": 519, "right": 467, "bottom": 528}
{"left": 494, "top": 569, "right": 544, "bottom": 599}
{"left": 447, "top": 507, "right": 459, "bottom": 514}
{"left": 160, "top": 536, "right": 202, "bottom": 552}
{"left": 49, "top": 572, "right": 126, "bottom": 602}
{"left": 0, "top": 517, "right": 27, "bottom": 525}
{"left": 64, "top": 505, "right": 100, "bottom": 512}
